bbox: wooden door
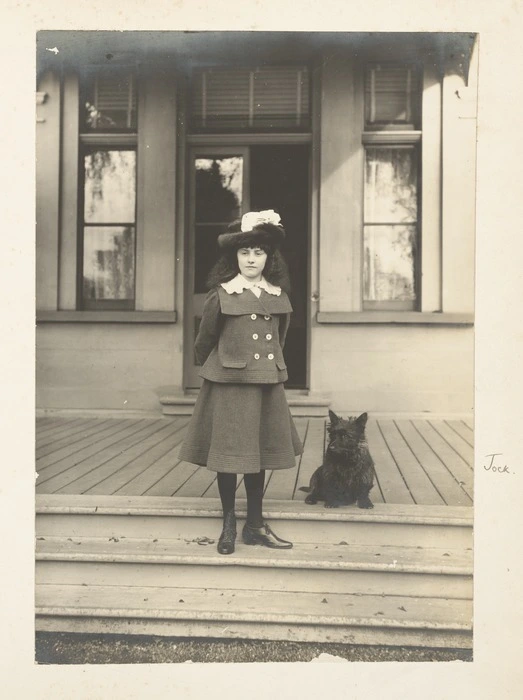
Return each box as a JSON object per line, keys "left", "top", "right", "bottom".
{"left": 184, "top": 144, "right": 309, "bottom": 389}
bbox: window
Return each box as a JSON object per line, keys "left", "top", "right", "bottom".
{"left": 79, "top": 69, "right": 138, "bottom": 310}
{"left": 191, "top": 66, "right": 310, "bottom": 132}
{"left": 363, "top": 63, "right": 421, "bottom": 311}
{"left": 82, "top": 149, "right": 137, "bottom": 309}
{"left": 81, "top": 70, "right": 137, "bottom": 131}
{"left": 364, "top": 63, "right": 420, "bottom": 129}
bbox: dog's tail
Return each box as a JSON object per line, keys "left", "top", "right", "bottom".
{"left": 298, "top": 486, "right": 311, "bottom": 493}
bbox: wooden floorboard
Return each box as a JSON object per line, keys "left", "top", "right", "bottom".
{"left": 114, "top": 420, "right": 190, "bottom": 496}
{"left": 428, "top": 420, "right": 474, "bottom": 467}
{"left": 293, "top": 418, "right": 324, "bottom": 498}
{"left": 85, "top": 420, "right": 191, "bottom": 496}
{"left": 35, "top": 416, "right": 60, "bottom": 430}
{"left": 36, "top": 419, "right": 137, "bottom": 471}
{"left": 412, "top": 421, "right": 473, "bottom": 501}
{"left": 366, "top": 420, "right": 414, "bottom": 505}
{"left": 445, "top": 419, "right": 474, "bottom": 448}
{"left": 143, "top": 460, "right": 200, "bottom": 498}
{"left": 379, "top": 420, "right": 445, "bottom": 506}
{"left": 175, "top": 464, "right": 217, "bottom": 498}
{"left": 36, "top": 418, "right": 116, "bottom": 457}
{"left": 35, "top": 415, "right": 473, "bottom": 506}
{"left": 462, "top": 417, "right": 474, "bottom": 431}
{"left": 60, "top": 421, "right": 180, "bottom": 496}
{"left": 37, "top": 420, "right": 165, "bottom": 493}
{"left": 36, "top": 418, "right": 95, "bottom": 444}
{"left": 397, "top": 421, "right": 472, "bottom": 507}
{"left": 36, "top": 416, "right": 84, "bottom": 437}
{"left": 36, "top": 420, "right": 150, "bottom": 491}
{"left": 264, "top": 418, "right": 309, "bottom": 501}
{"left": 202, "top": 472, "right": 220, "bottom": 499}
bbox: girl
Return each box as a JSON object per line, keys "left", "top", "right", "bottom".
{"left": 179, "top": 210, "right": 303, "bottom": 555}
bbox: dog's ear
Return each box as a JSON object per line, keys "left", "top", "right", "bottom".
{"left": 328, "top": 409, "right": 340, "bottom": 425}
{"left": 355, "top": 412, "right": 368, "bottom": 428}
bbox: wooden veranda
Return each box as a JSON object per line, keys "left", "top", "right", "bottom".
{"left": 36, "top": 414, "right": 473, "bottom": 507}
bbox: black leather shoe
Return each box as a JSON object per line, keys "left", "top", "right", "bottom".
{"left": 217, "top": 511, "right": 237, "bottom": 555}
{"left": 242, "top": 522, "right": 293, "bottom": 549}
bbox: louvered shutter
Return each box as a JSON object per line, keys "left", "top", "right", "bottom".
{"left": 84, "top": 72, "right": 137, "bottom": 130}
{"left": 191, "top": 66, "right": 310, "bottom": 131}
{"left": 365, "top": 64, "right": 420, "bottom": 127}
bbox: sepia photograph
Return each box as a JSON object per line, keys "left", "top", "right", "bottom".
{"left": 33, "top": 29, "right": 477, "bottom": 666}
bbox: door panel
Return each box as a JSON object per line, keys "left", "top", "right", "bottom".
{"left": 250, "top": 145, "right": 309, "bottom": 388}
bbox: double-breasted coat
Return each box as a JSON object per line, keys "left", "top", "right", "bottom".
{"left": 178, "top": 279, "right": 303, "bottom": 474}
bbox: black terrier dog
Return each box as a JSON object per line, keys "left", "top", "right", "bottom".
{"left": 299, "top": 411, "right": 375, "bottom": 509}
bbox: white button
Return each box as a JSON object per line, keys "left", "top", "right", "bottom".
{"left": 252, "top": 333, "right": 259, "bottom": 340}
{"left": 251, "top": 314, "right": 257, "bottom": 320}
{"left": 254, "top": 353, "right": 260, "bottom": 360}
{"left": 265, "top": 333, "right": 272, "bottom": 340}
{"left": 264, "top": 315, "right": 270, "bottom": 320}
{"left": 268, "top": 353, "right": 274, "bottom": 360}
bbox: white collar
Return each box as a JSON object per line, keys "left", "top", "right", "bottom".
{"left": 221, "top": 274, "right": 282, "bottom": 297}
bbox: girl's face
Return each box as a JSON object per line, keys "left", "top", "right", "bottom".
{"left": 237, "top": 246, "right": 267, "bottom": 282}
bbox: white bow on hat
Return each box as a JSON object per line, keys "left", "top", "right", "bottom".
{"left": 240, "top": 210, "right": 281, "bottom": 232}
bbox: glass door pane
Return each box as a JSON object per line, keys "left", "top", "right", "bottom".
{"left": 194, "top": 157, "right": 244, "bottom": 293}
{"left": 185, "top": 149, "right": 249, "bottom": 388}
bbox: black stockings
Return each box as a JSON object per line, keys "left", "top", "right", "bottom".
{"left": 244, "top": 471, "right": 265, "bottom": 528}
{"left": 217, "top": 470, "right": 265, "bottom": 528}
{"left": 217, "top": 473, "right": 237, "bottom": 518}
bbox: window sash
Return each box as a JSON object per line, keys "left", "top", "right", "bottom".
{"left": 79, "top": 147, "right": 137, "bottom": 310}
{"left": 363, "top": 145, "right": 420, "bottom": 310}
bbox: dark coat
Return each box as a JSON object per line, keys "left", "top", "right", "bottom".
{"left": 195, "top": 286, "right": 293, "bottom": 384}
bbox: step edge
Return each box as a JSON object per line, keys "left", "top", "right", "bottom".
{"left": 36, "top": 497, "right": 473, "bottom": 526}
{"left": 35, "top": 552, "right": 473, "bottom": 576}
{"left": 34, "top": 606, "right": 472, "bottom": 632}
{"left": 159, "top": 396, "right": 331, "bottom": 406}
{"left": 36, "top": 509, "right": 474, "bottom": 528}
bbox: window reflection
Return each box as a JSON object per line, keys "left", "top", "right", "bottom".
{"left": 195, "top": 157, "right": 243, "bottom": 223}
{"left": 194, "top": 156, "right": 244, "bottom": 293}
{"left": 364, "top": 225, "right": 416, "bottom": 302}
{"left": 365, "top": 148, "right": 417, "bottom": 223}
{"left": 364, "top": 147, "right": 418, "bottom": 305}
{"left": 83, "top": 226, "right": 135, "bottom": 301}
{"left": 82, "top": 148, "right": 136, "bottom": 307}
{"left": 84, "top": 151, "right": 136, "bottom": 223}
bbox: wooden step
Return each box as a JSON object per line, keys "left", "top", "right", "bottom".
{"left": 36, "top": 494, "right": 473, "bottom": 548}
{"left": 35, "top": 494, "right": 473, "bottom": 647}
{"left": 159, "top": 393, "right": 331, "bottom": 417}
{"left": 36, "top": 534, "right": 472, "bottom": 600}
{"left": 35, "top": 584, "right": 472, "bottom": 648}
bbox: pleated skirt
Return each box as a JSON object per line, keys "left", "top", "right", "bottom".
{"left": 178, "top": 380, "right": 303, "bottom": 474}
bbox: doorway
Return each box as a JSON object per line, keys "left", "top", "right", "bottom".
{"left": 184, "top": 144, "right": 310, "bottom": 389}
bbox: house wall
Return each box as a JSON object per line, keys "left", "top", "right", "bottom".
{"left": 310, "top": 323, "right": 473, "bottom": 413}
{"left": 36, "top": 67, "right": 183, "bottom": 413}
{"left": 309, "top": 44, "right": 476, "bottom": 414}
{"left": 36, "top": 324, "right": 183, "bottom": 411}
{"left": 36, "top": 40, "right": 476, "bottom": 415}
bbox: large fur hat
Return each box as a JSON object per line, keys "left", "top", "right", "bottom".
{"left": 217, "top": 210, "right": 285, "bottom": 249}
